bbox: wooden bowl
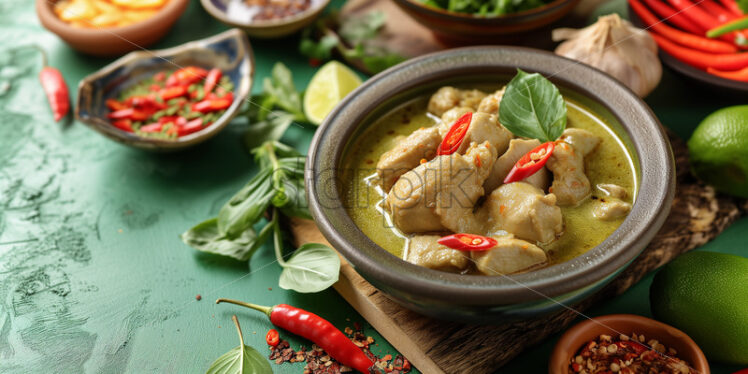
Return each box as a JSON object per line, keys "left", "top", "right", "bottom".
{"left": 200, "top": 0, "right": 330, "bottom": 38}
{"left": 392, "top": 0, "right": 580, "bottom": 45}
{"left": 36, "top": 0, "right": 188, "bottom": 57}
{"left": 549, "top": 314, "right": 710, "bottom": 374}
{"left": 75, "top": 29, "right": 254, "bottom": 151}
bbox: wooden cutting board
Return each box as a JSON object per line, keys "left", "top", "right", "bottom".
{"left": 289, "top": 132, "right": 747, "bottom": 374}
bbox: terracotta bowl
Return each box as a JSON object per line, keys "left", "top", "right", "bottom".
{"left": 306, "top": 47, "right": 675, "bottom": 322}
{"left": 392, "top": 0, "right": 580, "bottom": 45}
{"left": 550, "top": 314, "right": 710, "bottom": 374}
{"left": 75, "top": 29, "right": 253, "bottom": 151}
{"left": 36, "top": 0, "right": 188, "bottom": 57}
{"left": 201, "top": 0, "right": 330, "bottom": 38}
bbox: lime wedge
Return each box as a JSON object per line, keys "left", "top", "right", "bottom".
{"left": 303, "top": 61, "right": 362, "bottom": 125}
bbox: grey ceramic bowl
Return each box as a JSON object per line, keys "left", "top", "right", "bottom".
{"left": 76, "top": 28, "right": 253, "bottom": 151}
{"left": 201, "top": 0, "right": 330, "bottom": 38}
{"left": 306, "top": 47, "right": 675, "bottom": 322}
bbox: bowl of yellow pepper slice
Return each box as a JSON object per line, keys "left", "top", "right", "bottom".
{"left": 36, "top": 0, "right": 188, "bottom": 56}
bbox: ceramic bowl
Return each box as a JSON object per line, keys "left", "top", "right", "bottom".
{"left": 76, "top": 28, "right": 253, "bottom": 151}
{"left": 629, "top": 8, "right": 748, "bottom": 95}
{"left": 200, "top": 0, "right": 330, "bottom": 38}
{"left": 549, "top": 314, "right": 710, "bottom": 374}
{"left": 392, "top": 0, "right": 580, "bottom": 45}
{"left": 306, "top": 47, "right": 675, "bottom": 322}
{"left": 36, "top": 0, "right": 188, "bottom": 56}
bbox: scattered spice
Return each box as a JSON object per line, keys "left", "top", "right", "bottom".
{"left": 195, "top": 294, "right": 202, "bottom": 301}
{"left": 569, "top": 332, "right": 694, "bottom": 374}
{"left": 106, "top": 66, "right": 234, "bottom": 140}
{"left": 268, "top": 324, "right": 412, "bottom": 374}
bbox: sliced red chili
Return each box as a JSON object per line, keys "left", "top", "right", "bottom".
{"left": 153, "top": 71, "right": 165, "bottom": 82}
{"left": 139, "top": 122, "right": 163, "bottom": 133}
{"left": 266, "top": 328, "right": 280, "bottom": 347}
{"left": 106, "top": 99, "right": 128, "bottom": 111}
{"left": 191, "top": 98, "right": 232, "bottom": 113}
{"left": 39, "top": 66, "right": 70, "bottom": 122}
{"left": 203, "top": 68, "right": 222, "bottom": 95}
{"left": 159, "top": 85, "right": 188, "bottom": 101}
{"left": 112, "top": 119, "right": 133, "bottom": 133}
{"left": 503, "top": 141, "right": 555, "bottom": 184}
{"left": 437, "top": 112, "right": 472, "bottom": 156}
{"left": 177, "top": 118, "right": 204, "bottom": 136}
{"left": 437, "top": 233, "right": 497, "bottom": 252}
{"left": 166, "top": 66, "right": 208, "bottom": 87}
{"left": 107, "top": 108, "right": 151, "bottom": 121}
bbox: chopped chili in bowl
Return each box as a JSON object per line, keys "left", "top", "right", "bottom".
{"left": 569, "top": 333, "right": 695, "bottom": 374}
{"left": 106, "top": 66, "right": 233, "bottom": 140}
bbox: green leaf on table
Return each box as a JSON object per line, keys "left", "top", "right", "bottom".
{"left": 244, "top": 111, "right": 295, "bottom": 150}
{"left": 278, "top": 178, "right": 312, "bottom": 220}
{"left": 206, "top": 316, "right": 272, "bottom": 374}
{"left": 299, "top": 32, "right": 339, "bottom": 61}
{"left": 339, "top": 11, "right": 386, "bottom": 44}
{"left": 498, "top": 69, "right": 567, "bottom": 142}
{"left": 263, "top": 63, "right": 303, "bottom": 117}
{"left": 218, "top": 168, "right": 275, "bottom": 238}
{"left": 279, "top": 243, "right": 340, "bottom": 293}
{"left": 181, "top": 218, "right": 261, "bottom": 262}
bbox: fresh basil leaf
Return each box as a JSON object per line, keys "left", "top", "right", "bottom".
{"left": 181, "top": 218, "right": 260, "bottom": 261}
{"left": 278, "top": 178, "right": 311, "bottom": 219}
{"left": 339, "top": 11, "right": 386, "bottom": 44}
{"left": 263, "top": 63, "right": 302, "bottom": 116}
{"left": 206, "top": 316, "right": 272, "bottom": 374}
{"left": 218, "top": 168, "right": 275, "bottom": 238}
{"left": 244, "top": 111, "right": 295, "bottom": 150}
{"left": 300, "top": 32, "right": 339, "bottom": 61}
{"left": 279, "top": 243, "right": 340, "bottom": 293}
{"left": 499, "top": 69, "right": 567, "bottom": 142}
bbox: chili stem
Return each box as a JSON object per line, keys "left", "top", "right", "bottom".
{"left": 707, "top": 15, "right": 748, "bottom": 38}
{"left": 231, "top": 315, "right": 245, "bottom": 347}
{"left": 216, "top": 298, "right": 273, "bottom": 318}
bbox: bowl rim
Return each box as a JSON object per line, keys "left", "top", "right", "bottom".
{"left": 200, "top": 0, "right": 331, "bottom": 29}
{"left": 394, "top": 0, "right": 576, "bottom": 22}
{"left": 549, "top": 314, "right": 710, "bottom": 374}
{"left": 306, "top": 46, "right": 675, "bottom": 306}
{"left": 74, "top": 28, "right": 254, "bottom": 150}
{"left": 36, "top": 0, "right": 188, "bottom": 37}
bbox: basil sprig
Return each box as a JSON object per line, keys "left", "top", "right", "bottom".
{"left": 206, "top": 315, "right": 272, "bottom": 374}
{"left": 499, "top": 69, "right": 567, "bottom": 142}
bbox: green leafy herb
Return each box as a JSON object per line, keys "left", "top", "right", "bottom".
{"left": 299, "top": 11, "right": 406, "bottom": 75}
{"left": 206, "top": 315, "right": 272, "bottom": 374}
{"left": 180, "top": 218, "right": 262, "bottom": 261}
{"left": 278, "top": 243, "right": 340, "bottom": 293}
{"left": 419, "top": 0, "right": 549, "bottom": 16}
{"left": 262, "top": 63, "right": 305, "bottom": 120}
{"left": 498, "top": 69, "right": 567, "bottom": 142}
{"left": 218, "top": 168, "right": 275, "bottom": 239}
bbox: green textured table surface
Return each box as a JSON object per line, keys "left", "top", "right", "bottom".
{"left": 0, "top": 1, "right": 745, "bottom": 373}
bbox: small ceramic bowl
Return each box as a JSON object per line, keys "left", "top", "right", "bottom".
{"left": 306, "top": 47, "right": 675, "bottom": 322}
{"left": 36, "top": 0, "right": 188, "bottom": 57}
{"left": 550, "top": 314, "right": 710, "bottom": 374}
{"left": 201, "top": 0, "right": 330, "bottom": 38}
{"left": 76, "top": 28, "right": 253, "bottom": 151}
{"left": 392, "top": 0, "right": 580, "bottom": 45}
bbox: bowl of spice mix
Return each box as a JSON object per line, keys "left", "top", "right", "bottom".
{"left": 75, "top": 28, "right": 253, "bottom": 151}
{"left": 549, "top": 314, "right": 710, "bottom": 374}
{"left": 200, "top": 0, "right": 331, "bottom": 38}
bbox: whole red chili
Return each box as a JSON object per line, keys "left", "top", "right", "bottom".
{"left": 503, "top": 141, "right": 555, "bottom": 184}
{"left": 39, "top": 66, "right": 69, "bottom": 122}
{"left": 437, "top": 112, "right": 472, "bottom": 156}
{"left": 651, "top": 33, "right": 748, "bottom": 70}
{"left": 203, "top": 68, "right": 222, "bottom": 95}
{"left": 216, "top": 298, "right": 377, "bottom": 374}
{"left": 437, "top": 233, "right": 497, "bottom": 252}
{"left": 266, "top": 329, "right": 280, "bottom": 347}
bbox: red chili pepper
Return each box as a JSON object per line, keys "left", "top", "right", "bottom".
{"left": 127, "top": 94, "right": 165, "bottom": 110}
{"left": 139, "top": 122, "right": 162, "bottom": 133}
{"left": 437, "top": 112, "right": 472, "bottom": 156}
{"left": 107, "top": 108, "right": 151, "bottom": 121}
{"left": 106, "top": 98, "right": 129, "bottom": 111}
{"left": 266, "top": 329, "right": 280, "bottom": 347}
{"left": 166, "top": 66, "right": 208, "bottom": 87}
{"left": 159, "top": 85, "right": 188, "bottom": 101}
{"left": 192, "top": 98, "right": 232, "bottom": 113}
{"left": 651, "top": 33, "right": 748, "bottom": 70}
{"left": 666, "top": 0, "right": 721, "bottom": 30}
{"left": 216, "top": 299, "right": 376, "bottom": 374}
{"left": 153, "top": 71, "right": 166, "bottom": 82}
{"left": 503, "top": 141, "right": 555, "bottom": 184}
{"left": 203, "top": 68, "right": 222, "bottom": 95}
{"left": 708, "top": 15, "right": 748, "bottom": 38}
{"left": 707, "top": 66, "right": 748, "bottom": 81}
{"left": 731, "top": 368, "right": 748, "bottom": 374}
{"left": 112, "top": 119, "right": 133, "bottom": 133}
{"left": 641, "top": 0, "right": 704, "bottom": 34}
{"left": 437, "top": 233, "right": 498, "bottom": 252}
{"left": 700, "top": 0, "right": 736, "bottom": 23}
{"left": 149, "top": 84, "right": 161, "bottom": 92}
{"left": 630, "top": 0, "right": 738, "bottom": 53}
{"left": 39, "top": 66, "right": 70, "bottom": 122}
{"left": 177, "top": 118, "right": 204, "bottom": 136}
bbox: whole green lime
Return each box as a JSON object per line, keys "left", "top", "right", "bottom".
{"left": 650, "top": 251, "right": 748, "bottom": 364}
{"left": 688, "top": 105, "right": 748, "bottom": 198}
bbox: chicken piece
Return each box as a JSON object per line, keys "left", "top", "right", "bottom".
{"left": 427, "top": 87, "right": 486, "bottom": 117}
{"left": 596, "top": 183, "right": 628, "bottom": 199}
{"left": 559, "top": 128, "right": 601, "bottom": 156}
{"left": 386, "top": 142, "right": 496, "bottom": 234}
{"left": 377, "top": 126, "right": 442, "bottom": 192}
{"left": 546, "top": 141, "right": 592, "bottom": 206}
{"left": 477, "top": 87, "right": 506, "bottom": 114}
{"left": 438, "top": 107, "right": 473, "bottom": 137}
{"left": 484, "top": 139, "right": 550, "bottom": 193}
{"left": 485, "top": 182, "right": 563, "bottom": 244}
{"left": 471, "top": 236, "right": 548, "bottom": 275}
{"left": 592, "top": 198, "right": 632, "bottom": 221}
{"left": 406, "top": 235, "right": 469, "bottom": 272}
{"left": 437, "top": 112, "right": 512, "bottom": 156}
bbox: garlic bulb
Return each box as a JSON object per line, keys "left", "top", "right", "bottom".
{"left": 553, "top": 14, "right": 662, "bottom": 98}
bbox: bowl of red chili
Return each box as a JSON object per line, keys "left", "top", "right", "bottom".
{"left": 549, "top": 314, "right": 710, "bottom": 374}
{"left": 75, "top": 28, "right": 253, "bottom": 151}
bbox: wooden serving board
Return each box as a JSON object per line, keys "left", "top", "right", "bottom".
{"left": 289, "top": 132, "right": 747, "bottom": 374}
